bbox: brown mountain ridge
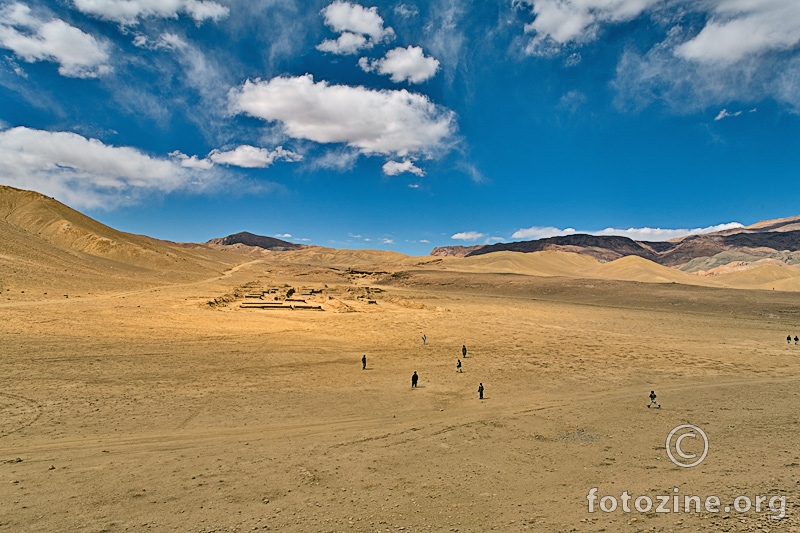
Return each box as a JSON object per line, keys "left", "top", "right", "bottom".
{"left": 432, "top": 217, "right": 800, "bottom": 273}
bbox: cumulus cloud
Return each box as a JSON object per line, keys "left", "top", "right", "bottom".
{"left": 317, "top": 32, "right": 369, "bottom": 55}
{"left": 275, "top": 233, "right": 292, "bottom": 238}
{"left": 72, "top": 0, "right": 229, "bottom": 25}
{"left": 0, "top": 127, "right": 220, "bottom": 209}
{"left": 520, "top": 0, "right": 658, "bottom": 55}
{"left": 675, "top": 2, "right": 800, "bottom": 64}
{"left": 511, "top": 222, "right": 744, "bottom": 241}
{"left": 359, "top": 45, "right": 439, "bottom": 83}
{"left": 0, "top": 3, "right": 110, "bottom": 78}
{"left": 382, "top": 159, "right": 424, "bottom": 176}
{"left": 208, "top": 145, "right": 301, "bottom": 168}
{"left": 451, "top": 231, "right": 485, "bottom": 241}
{"left": 229, "top": 75, "right": 456, "bottom": 157}
{"left": 317, "top": 1, "right": 394, "bottom": 54}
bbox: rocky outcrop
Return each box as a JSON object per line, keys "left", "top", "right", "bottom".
{"left": 430, "top": 245, "right": 485, "bottom": 257}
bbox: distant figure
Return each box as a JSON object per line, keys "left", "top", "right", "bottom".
{"left": 411, "top": 371, "right": 418, "bottom": 388}
{"left": 462, "top": 345, "right": 467, "bottom": 358}
{"left": 648, "top": 390, "right": 660, "bottom": 409}
{"left": 362, "top": 354, "right": 367, "bottom": 370}
{"left": 422, "top": 334, "right": 427, "bottom": 345}
{"left": 478, "top": 383, "right": 484, "bottom": 400}
{"left": 456, "top": 359, "right": 462, "bottom": 372}
{"left": 789, "top": 335, "right": 792, "bottom": 344}
{"left": 795, "top": 336, "right": 798, "bottom": 345}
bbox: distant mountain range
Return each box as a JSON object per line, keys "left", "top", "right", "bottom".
{"left": 432, "top": 217, "right": 800, "bottom": 273}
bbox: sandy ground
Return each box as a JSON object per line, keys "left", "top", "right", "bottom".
{"left": 1, "top": 260, "right": 800, "bottom": 532}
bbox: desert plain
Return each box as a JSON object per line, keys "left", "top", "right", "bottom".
{"left": 2, "top": 190, "right": 800, "bottom": 533}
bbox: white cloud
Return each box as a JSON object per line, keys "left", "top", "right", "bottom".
{"left": 511, "top": 222, "right": 745, "bottom": 241}
{"left": 309, "top": 149, "right": 361, "bottom": 171}
{"left": 517, "top": 1, "right": 800, "bottom": 110}
{"left": 714, "top": 108, "right": 743, "bottom": 121}
{"left": 419, "top": 238, "right": 429, "bottom": 243}
{"left": 394, "top": 4, "right": 419, "bottom": 18}
{"left": 229, "top": 74, "right": 456, "bottom": 157}
{"left": 451, "top": 231, "right": 485, "bottom": 241}
{"left": 321, "top": 1, "right": 393, "bottom": 41}
{"left": 675, "top": 2, "right": 800, "bottom": 64}
{"left": 408, "top": 183, "right": 420, "bottom": 188}
{"left": 169, "top": 151, "right": 213, "bottom": 169}
{"left": 72, "top": 0, "right": 229, "bottom": 25}
{"left": 359, "top": 45, "right": 439, "bottom": 83}
{"left": 275, "top": 233, "right": 292, "bottom": 238}
{"left": 558, "top": 89, "right": 587, "bottom": 112}
{"left": 381, "top": 238, "right": 394, "bottom": 244}
{"left": 0, "top": 127, "right": 220, "bottom": 209}
{"left": 317, "top": 31, "right": 369, "bottom": 55}
{"left": 208, "top": 145, "right": 301, "bottom": 168}
{"left": 511, "top": 226, "right": 577, "bottom": 240}
{"left": 0, "top": 3, "right": 110, "bottom": 78}
{"left": 612, "top": 26, "right": 800, "bottom": 112}
{"left": 423, "top": 1, "right": 465, "bottom": 85}
{"left": 317, "top": 1, "right": 394, "bottom": 55}
{"left": 520, "top": 0, "right": 658, "bottom": 55}
{"left": 382, "top": 159, "right": 425, "bottom": 176}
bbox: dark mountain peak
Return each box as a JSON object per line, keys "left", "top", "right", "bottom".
{"left": 207, "top": 231, "right": 305, "bottom": 251}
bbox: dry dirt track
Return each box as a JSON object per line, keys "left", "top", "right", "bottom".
{"left": 1, "top": 260, "right": 800, "bottom": 533}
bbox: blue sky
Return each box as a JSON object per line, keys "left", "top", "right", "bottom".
{"left": 1, "top": 0, "right": 800, "bottom": 255}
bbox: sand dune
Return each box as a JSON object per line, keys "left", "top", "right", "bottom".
{"left": 711, "top": 263, "right": 800, "bottom": 290}
{"left": 0, "top": 186, "right": 240, "bottom": 300}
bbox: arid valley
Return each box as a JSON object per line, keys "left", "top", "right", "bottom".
{"left": 2, "top": 187, "right": 800, "bottom": 532}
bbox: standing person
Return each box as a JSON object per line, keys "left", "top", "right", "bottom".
{"left": 362, "top": 354, "right": 367, "bottom": 370}
{"left": 462, "top": 345, "right": 467, "bottom": 358}
{"left": 648, "top": 390, "right": 660, "bottom": 409}
{"left": 478, "top": 383, "right": 484, "bottom": 400}
{"left": 795, "top": 336, "right": 798, "bottom": 345}
{"left": 411, "top": 371, "right": 418, "bottom": 388}
{"left": 788, "top": 335, "right": 792, "bottom": 344}
{"left": 456, "top": 359, "right": 462, "bottom": 372}
{"left": 422, "top": 334, "right": 427, "bottom": 345}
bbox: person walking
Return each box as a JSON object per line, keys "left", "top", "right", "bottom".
{"left": 362, "top": 354, "right": 367, "bottom": 370}
{"left": 422, "top": 334, "right": 427, "bottom": 345}
{"left": 478, "top": 383, "right": 484, "bottom": 400}
{"left": 456, "top": 359, "right": 462, "bottom": 372}
{"left": 795, "top": 336, "right": 798, "bottom": 345}
{"left": 648, "top": 390, "right": 660, "bottom": 409}
{"left": 411, "top": 371, "right": 418, "bottom": 388}
{"left": 462, "top": 345, "right": 467, "bottom": 358}
{"left": 788, "top": 335, "right": 792, "bottom": 344}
